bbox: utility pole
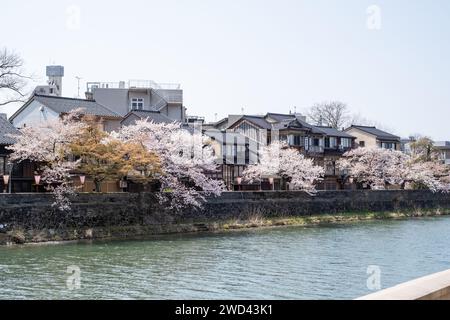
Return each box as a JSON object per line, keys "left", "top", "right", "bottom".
{"left": 75, "top": 76, "right": 82, "bottom": 98}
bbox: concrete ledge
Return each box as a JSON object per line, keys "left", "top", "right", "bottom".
{"left": 356, "top": 269, "right": 450, "bottom": 300}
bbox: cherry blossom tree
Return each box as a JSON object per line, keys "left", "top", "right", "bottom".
{"left": 403, "top": 161, "right": 450, "bottom": 192}
{"left": 7, "top": 110, "right": 86, "bottom": 210}
{"left": 112, "top": 119, "right": 224, "bottom": 210}
{"left": 337, "top": 148, "right": 406, "bottom": 189}
{"left": 70, "top": 122, "right": 160, "bottom": 192}
{"left": 337, "top": 147, "right": 450, "bottom": 192}
{"left": 243, "top": 141, "right": 324, "bottom": 194}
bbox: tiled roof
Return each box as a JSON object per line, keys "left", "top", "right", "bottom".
{"left": 265, "top": 113, "right": 296, "bottom": 122}
{"left": 273, "top": 116, "right": 324, "bottom": 135}
{"left": 122, "top": 110, "right": 177, "bottom": 124}
{"left": 9, "top": 94, "right": 122, "bottom": 120}
{"left": 348, "top": 125, "right": 400, "bottom": 141}
{"left": 0, "top": 116, "right": 20, "bottom": 145}
{"left": 231, "top": 115, "right": 273, "bottom": 129}
{"left": 228, "top": 113, "right": 354, "bottom": 138}
{"left": 314, "top": 126, "right": 356, "bottom": 138}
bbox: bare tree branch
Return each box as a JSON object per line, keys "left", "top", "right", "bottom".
{"left": 0, "top": 47, "right": 30, "bottom": 106}
{"left": 306, "top": 101, "right": 350, "bottom": 129}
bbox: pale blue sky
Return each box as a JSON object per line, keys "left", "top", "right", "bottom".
{"left": 1, "top": 0, "right": 449, "bottom": 139}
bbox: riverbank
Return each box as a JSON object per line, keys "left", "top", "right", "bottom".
{"left": 2, "top": 207, "right": 450, "bottom": 245}
{"left": 1, "top": 190, "right": 450, "bottom": 245}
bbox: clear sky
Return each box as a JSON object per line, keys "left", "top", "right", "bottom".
{"left": 1, "top": 0, "right": 449, "bottom": 140}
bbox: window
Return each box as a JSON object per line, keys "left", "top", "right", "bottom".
{"left": 342, "top": 138, "right": 351, "bottom": 148}
{"left": 329, "top": 137, "right": 337, "bottom": 148}
{"left": 325, "top": 137, "right": 337, "bottom": 148}
{"left": 381, "top": 142, "right": 396, "bottom": 150}
{"left": 359, "top": 141, "right": 365, "bottom": 147}
{"left": 130, "top": 98, "right": 144, "bottom": 110}
{"left": 293, "top": 135, "right": 302, "bottom": 146}
{"left": 313, "top": 138, "right": 320, "bottom": 147}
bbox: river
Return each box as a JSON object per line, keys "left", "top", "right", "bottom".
{"left": 1, "top": 216, "right": 450, "bottom": 299}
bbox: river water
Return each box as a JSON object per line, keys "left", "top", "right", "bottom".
{"left": 1, "top": 216, "right": 450, "bottom": 299}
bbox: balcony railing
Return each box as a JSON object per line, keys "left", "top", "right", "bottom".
{"left": 86, "top": 80, "right": 181, "bottom": 92}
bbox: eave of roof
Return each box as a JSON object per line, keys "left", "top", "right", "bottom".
{"left": 10, "top": 94, "right": 122, "bottom": 121}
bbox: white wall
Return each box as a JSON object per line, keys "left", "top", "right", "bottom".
{"left": 12, "top": 100, "right": 59, "bottom": 128}
{"left": 92, "top": 88, "right": 129, "bottom": 116}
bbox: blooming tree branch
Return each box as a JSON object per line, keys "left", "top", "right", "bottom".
{"left": 243, "top": 141, "right": 324, "bottom": 194}
{"left": 112, "top": 119, "right": 224, "bottom": 210}
{"left": 7, "top": 109, "right": 87, "bottom": 210}
{"left": 337, "top": 147, "right": 450, "bottom": 192}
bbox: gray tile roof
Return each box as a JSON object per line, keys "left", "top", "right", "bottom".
{"left": 314, "top": 126, "right": 356, "bottom": 138}
{"left": 246, "top": 116, "right": 273, "bottom": 129}
{"left": 123, "top": 110, "right": 177, "bottom": 124}
{"left": 33, "top": 94, "right": 121, "bottom": 118}
{"left": 349, "top": 125, "right": 400, "bottom": 141}
{"left": 228, "top": 113, "right": 354, "bottom": 138}
{"left": 232, "top": 115, "right": 273, "bottom": 129}
{"left": 203, "top": 117, "right": 229, "bottom": 130}
{"left": 265, "top": 113, "right": 296, "bottom": 122}
{"left": 273, "top": 116, "right": 325, "bottom": 135}
{"left": 0, "top": 116, "right": 20, "bottom": 145}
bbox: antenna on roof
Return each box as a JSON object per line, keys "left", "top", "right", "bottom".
{"left": 214, "top": 113, "right": 218, "bottom": 122}
{"left": 294, "top": 106, "right": 297, "bottom": 114}
{"left": 241, "top": 107, "right": 244, "bottom": 114}
{"left": 75, "top": 76, "right": 82, "bottom": 98}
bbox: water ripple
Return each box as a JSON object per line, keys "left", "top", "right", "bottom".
{"left": 1, "top": 216, "right": 450, "bottom": 299}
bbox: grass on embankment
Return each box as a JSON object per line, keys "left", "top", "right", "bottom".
{"left": 216, "top": 207, "right": 450, "bottom": 231}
